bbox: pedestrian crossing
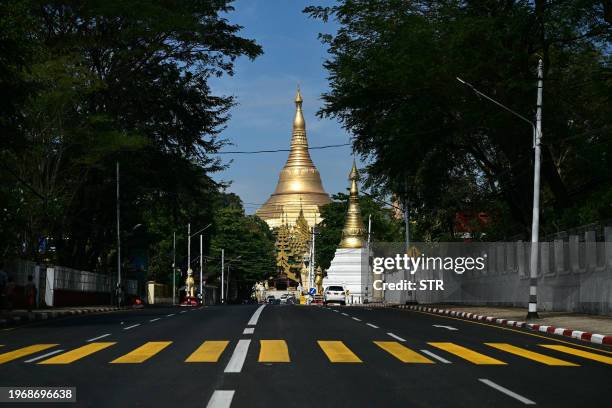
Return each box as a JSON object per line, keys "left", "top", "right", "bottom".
{"left": 0, "top": 339, "right": 610, "bottom": 367}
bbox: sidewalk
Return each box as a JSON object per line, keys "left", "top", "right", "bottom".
{"left": 425, "top": 305, "right": 612, "bottom": 336}
{"left": 0, "top": 305, "right": 137, "bottom": 328}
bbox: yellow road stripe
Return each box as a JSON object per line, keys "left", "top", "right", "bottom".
{"left": 0, "top": 344, "right": 58, "bottom": 364}
{"left": 259, "top": 340, "right": 290, "bottom": 363}
{"left": 39, "top": 342, "right": 115, "bottom": 364}
{"left": 111, "top": 341, "right": 171, "bottom": 364}
{"left": 485, "top": 343, "right": 577, "bottom": 366}
{"left": 539, "top": 344, "right": 612, "bottom": 365}
{"left": 374, "top": 341, "right": 434, "bottom": 363}
{"left": 410, "top": 309, "right": 612, "bottom": 355}
{"left": 185, "top": 341, "right": 229, "bottom": 363}
{"left": 318, "top": 341, "right": 362, "bottom": 363}
{"left": 428, "top": 342, "right": 506, "bottom": 365}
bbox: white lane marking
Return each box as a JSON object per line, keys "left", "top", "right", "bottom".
{"left": 386, "top": 332, "right": 406, "bottom": 342}
{"left": 352, "top": 317, "right": 361, "bottom": 321}
{"left": 166, "top": 313, "right": 175, "bottom": 317}
{"left": 224, "top": 339, "right": 251, "bottom": 373}
{"left": 478, "top": 379, "right": 536, "bottom": 405}
{"left": 341, "top": 312, "right": 348, "bottom": 316}
{"left": 24, "top": 349, "right": 64, "bottom": 363}
{"left": 86, "top": 333, "right": 111, "bottom": 342}
{"left": 180, "top": 311, "right": 187, "bottom": 314}
{"left": 247, "top": 305, "right": 266, "bottom": 326}
{"left": 243, "top": 327, "right": 254, "bottom": 334}
{"left": 206, "top": 390, "right": 235, "bottom": 408}
{"left": 366, "top": 323, "right": 379, "bottom": 329}
{"left": 123, "top": 323, "right": 141, "bottom": 330}
{"left": 332, "top": 310, "right": 339, "bottom": 312}
{"left": 149, "top": 318, "right": 160, "bottom": 322}
{"left": 420, "top": 349, "right": 451, "bottom": 364}
{"left": 432, "top": 324, "right": 458, "bottom": 331}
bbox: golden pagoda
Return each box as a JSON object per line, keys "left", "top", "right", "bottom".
{"left": 256, "top": 87, "right": 331, "bottom": 228}
{"left": 339, "top": 159, "right": 366, "bottom": 248}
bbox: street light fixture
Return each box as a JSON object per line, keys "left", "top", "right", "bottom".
{"left": 456, "top": 59, "right": 543, "bottom": 319}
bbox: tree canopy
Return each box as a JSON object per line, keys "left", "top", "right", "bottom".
{"left": 305, "top": 0, "right": 612, "bottom": 240}
{"left": 0, "top": 1, "right": 263, "bottom": 285}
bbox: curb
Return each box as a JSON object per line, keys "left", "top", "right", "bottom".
{"left": 393, "top": 304, "right": 612, "bottom": 346}
{"left": 354, "top": 303, "right": 612, "bottom": 346}
{"left": 0, "top": 305, "right": 143, "bottom": 329}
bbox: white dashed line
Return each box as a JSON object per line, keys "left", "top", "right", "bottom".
{"left": 123, "top": 324, "right": 141, "bottom": 330}
{"left": 206, "top": 390, "right": 235, "bottom": 408}
{"left": 24, "top": 349, "right": 64, "bottom": 363}
{"left": 420, "top": 349, "right": 451, "bottom": 364}
{"left": 149, "top": 318, "right": 160, "bottom": 322}
{"left": 478, "top": 379, "right": 536, "bottom": 405}
{"left": 224, "top": 339, "right": 251, "bottom": 373}
{"left": 352, "top": 317, "right": 361, "bottom": 321}
{"left": 386, "top": 332, "right": 406, "bottom": 342}
{"left": 247, "top": 305, "right": 266, "bottom": 326}
{"left": 366, "top": 323, "right": 379, "bottom": 329}
{"left": 166, "top": 313, "right": 175, "bottom": 317}
{"left": 243, "top": 327, "right": 254, "bottom": 334}
{"left": 341, "top": 312, "right": 348, "bottom": 316}
{"left": 86, "top": 333, "right": 111, "bottom": 342}
{"left": 180, "top": 311, "right": 187, "bottom": 314}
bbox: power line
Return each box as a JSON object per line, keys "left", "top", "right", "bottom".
{"left": 215, "top": 143, "right": 351, "bottom": 155}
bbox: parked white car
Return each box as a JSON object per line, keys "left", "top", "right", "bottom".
{"left": 323, "top": 285, "right": 346, "bottom": 305}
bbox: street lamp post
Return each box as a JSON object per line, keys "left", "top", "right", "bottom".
{"left": 221, "top": 249, "right": 225, "bottom": 304}
{"left": 116, "top": 161, "right": 121, "bottom": 307}
{"left": 456, "top": 58, "right": 543, "bottom": 319}
{"left": 172, "top": 231, "right": 176, "bottom": 305}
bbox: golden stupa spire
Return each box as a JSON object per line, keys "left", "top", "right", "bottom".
{"left": 339, "top": 159, "right": 366, "bottom": 248}
{"left": 256, "top": 86, "right": 331, "bottom": 228}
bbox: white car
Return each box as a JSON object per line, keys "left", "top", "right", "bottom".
{"left": 324, "top": 285, "right": 346, "bottom": 305}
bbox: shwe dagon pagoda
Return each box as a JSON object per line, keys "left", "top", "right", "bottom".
{"left": 256, "top": 88, "right": 332, "bottom": 290}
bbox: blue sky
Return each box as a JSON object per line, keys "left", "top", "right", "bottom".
{"left": 210, "top": 0, "right": 356, "bottom": 214}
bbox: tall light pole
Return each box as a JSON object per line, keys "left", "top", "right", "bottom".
{"left": 187, "top": 223, "right": 191, "bottom": 273}
{"left": 528, "top": 59, "right": 544, "bottom": 319}
{"left": 116, "top": 161, "right": 121, "bottom": 307}
{"left": 456, "top": 58, "right": 543, "bottom": 319}
{"left": 200, "top": 234, "right": 203, "bottom": 304}
{"left": 172, "top": 231, "right": 176, "bottom": 305}
{"left": 221, "top": 249, "right": 225, "bottom": 304}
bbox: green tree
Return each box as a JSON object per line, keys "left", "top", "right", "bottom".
{"left": 0, "top": 1, "right": 262, "bottom": 272}
{"left": 209, "top": 204, "right": 276, "bottom": 301}
{"left": 306, "top": 0, "right": 611, "bottom": 240}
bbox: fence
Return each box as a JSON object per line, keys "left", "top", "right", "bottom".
{"left": 367, "top": 226, "right": 612, "bottom": 315}
{"left": 3, "top": 260, "right": 139, "bottom": 307}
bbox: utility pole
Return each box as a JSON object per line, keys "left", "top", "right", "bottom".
{"left": 172, "top": 231, "right": 176, "bottom": 305}
{"left": 404, "top": 179, "right": 410, "bottom": 252}
{"left": 116, "top": 161, "right": 121, "bottom": 307}
{"left": 221, "top": 249, "right": 225, "bottom": 304}
{"left": 528, "top": 59, "right": 544, "bottom": 319}
{"left": 367, "top": 214, "right": 372, "bottom": 302}
{"left": 199, "top": 234, "right": 203, "bottom": 304}
{"left": 187, "top": 223, "right": 191, "bottom": 273}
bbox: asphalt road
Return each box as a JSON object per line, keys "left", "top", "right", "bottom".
{"left": 0, "top": 304, "right": 611, "bottom": 407}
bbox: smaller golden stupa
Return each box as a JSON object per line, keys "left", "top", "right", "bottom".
{"left": 339, "top": 160, "right": 366, "bottom": 248}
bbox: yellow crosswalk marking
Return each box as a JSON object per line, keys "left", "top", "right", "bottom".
{"left": 486, "top": 343, "right": 577, "bottom": 366}
{"left": 0, "top": 344, "right": 58, "bottom": 364}
{"left": 428, "top": 342, "right": 506, "bottom": 365}
{"left": 110, "top": 341, "right": 171, "bottom": 364}
{"left": 539, "top": 345, "right": 612, "bottom": 365}
{"left": 186, "top": 341, "right": 229, "bottom": 362}
{"left": 318, "top": 341, "right": 362, "bottom": 363}
{"left": 259, "top": 340, "right": 290, "bottom": 363}
{"left": 39, "top": 342, "right": 115, "bottom": 364}
{"left": 374, "top": 341, "right": 434, "bottom": 363}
